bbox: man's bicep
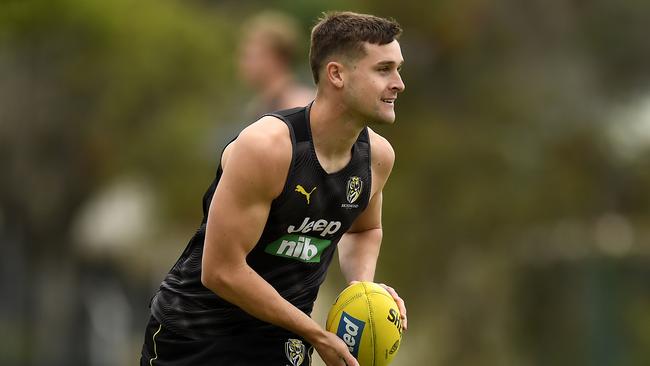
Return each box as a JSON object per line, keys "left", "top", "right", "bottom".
{"left": 205, "top": 174, "right": 272, "bottom": 260}
{"left": 204, "top": 130, "right": 288, "bottom": 264}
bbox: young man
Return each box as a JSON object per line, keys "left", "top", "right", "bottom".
{"left": 237, "top": 11, "right": 315, "bottom": 118}
{"left": 141, "top": 11, "right": 407, "bottom": 366}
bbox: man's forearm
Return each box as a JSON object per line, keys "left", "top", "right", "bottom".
{"left": 338, "top": 228, "right": 383, "bottom": 283}
{"left": 201, "top": 263, "right": 326, "bottom": 344}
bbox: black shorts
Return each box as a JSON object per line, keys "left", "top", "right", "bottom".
{"left": 140, "top": 316, "right": 314, "bottom": 366}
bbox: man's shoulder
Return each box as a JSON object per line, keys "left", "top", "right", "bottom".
{"left": 366, "top": 128, "right": 395, "bottom": 167}
{"left": 222, "top": 116, "right": 293, "bottom": 199}
{"left": 365, "top": 128, "right": 395, "bottom": 189}
{"left": 229, "top": 116, "right": 292, "bottom": 170}
{"left": 236, "top": 115, "right": 292, "bottom": 148}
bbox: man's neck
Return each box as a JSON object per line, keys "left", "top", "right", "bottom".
{"left": 309, "top": 96, "right": 365, "bottom": 173}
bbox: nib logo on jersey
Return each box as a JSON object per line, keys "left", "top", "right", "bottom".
{"left": 264, "top": 217, "right": 342, "bottom": 263}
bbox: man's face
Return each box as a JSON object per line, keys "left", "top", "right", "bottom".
{"left": 344, "top": 40, "right": 405, "bottom": 125}
{"left": 238, "top": 34, "right": 282, "bottom": 88}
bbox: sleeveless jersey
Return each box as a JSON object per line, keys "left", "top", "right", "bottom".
{"left": 150, "top": 104, "right": 372, "bottom": 339}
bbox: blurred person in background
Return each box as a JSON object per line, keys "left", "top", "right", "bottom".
{"left": 237, "top": 11, "right": 315, "bottom": 119}
{"left": 140, "top": 11, "right": 407, "bottom": 366}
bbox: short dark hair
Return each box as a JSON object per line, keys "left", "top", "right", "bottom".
{"left": 309, "top": 11, "right": 402, "bottom": 84}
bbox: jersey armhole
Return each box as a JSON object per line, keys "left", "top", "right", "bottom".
{"left": 260, "top": 113, "right": 297, "bottom": 206}
{"left": 201, "top": 136, "right": 238, "bottom": 221}
{"left": 364, "top": 127, "right": 373, "bottom": 212}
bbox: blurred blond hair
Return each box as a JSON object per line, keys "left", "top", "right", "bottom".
{"left": 241, "top": 11, "right": 302, "bottom": 65}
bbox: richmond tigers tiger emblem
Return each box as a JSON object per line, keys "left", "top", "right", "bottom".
{"left": 285, "top": 338, "right": 306, "bottom": 366}
{"left": 346, "top": 176, "right": 363, "bottom": 204}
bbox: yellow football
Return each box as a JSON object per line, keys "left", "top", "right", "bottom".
{"left": 326, "top": 282, "right": 403, "bottom": 366}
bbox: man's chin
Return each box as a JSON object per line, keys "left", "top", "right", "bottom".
{"left": 375, "top": 112, "right": 396, "bottom": 125}
{"left": 362, "top": 109, "right": 396, "bottom": 126}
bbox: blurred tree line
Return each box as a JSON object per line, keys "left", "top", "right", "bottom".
{"left": 1, "top": 0, "right": 650, "bottom": 365}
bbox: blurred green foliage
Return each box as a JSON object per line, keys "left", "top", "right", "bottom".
{"left": 1, "top": 0, "right": 237, "bottom": 231}
{"left": 1, "top": 0, "right": 650, "bottom": 365}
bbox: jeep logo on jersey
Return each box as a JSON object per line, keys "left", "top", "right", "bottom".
{"left": 336, "top": 311, "right": 365, "bottom": 358}
{"left": 287, "top": 217, "right": 342, "bottom": 237}
{"left": 346, "top": 176, "right": 363, "bottom": 204}
{"left": 264, "top": 235, "right": 331, "bottom": 263}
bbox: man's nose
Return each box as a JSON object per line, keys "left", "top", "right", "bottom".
{"left": 392, "top": 73, "right": 405, "bottom": 93}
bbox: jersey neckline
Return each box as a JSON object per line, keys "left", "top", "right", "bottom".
{"left": 304, "top": 102, "right": 364, "bottom": 177}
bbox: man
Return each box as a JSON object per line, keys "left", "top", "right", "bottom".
{"left": 141, "top": 11, "right": 407, "bottom": 366}
{"left": 237, "top": 11, "right": 315, "bottom": 118}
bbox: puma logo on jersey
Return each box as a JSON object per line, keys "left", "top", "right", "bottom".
{"left": 287, "top": 217, "right": 342, "bottom": 237}
{"left": 295, "top": 185, "right": 316, "bottom": 204}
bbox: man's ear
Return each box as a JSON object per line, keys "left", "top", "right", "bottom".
{"left": 325, "top": 61, "right": 345, "bottom": 89}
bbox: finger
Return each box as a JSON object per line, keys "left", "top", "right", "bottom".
{"left": 380, "top": 284, "right": 405, "bottom": 316}
{"left": 343, "top": 354, "right": 360, "bottom": 366}
{"left": 380, "top": 284, "right": 408, "bottom": 331}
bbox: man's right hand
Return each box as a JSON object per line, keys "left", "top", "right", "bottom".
{"left": 312, "top": 331, "right": 359, "bottom": 366}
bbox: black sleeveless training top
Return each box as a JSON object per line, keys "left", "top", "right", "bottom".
{"left": 150, "top": 104, "right": 372, "bottom": 339}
